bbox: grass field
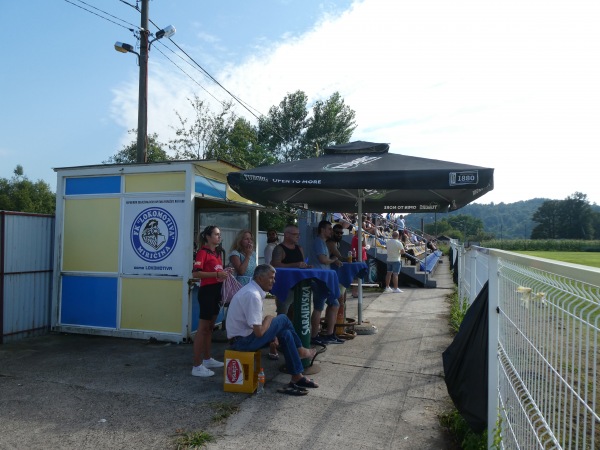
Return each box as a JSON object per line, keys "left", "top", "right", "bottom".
{"left": 514, "top": 251, "right": 600, "bottom": 269}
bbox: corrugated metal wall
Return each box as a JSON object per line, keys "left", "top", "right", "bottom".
{"left": 1, "top": 211, "right": 54, "bottom": 344}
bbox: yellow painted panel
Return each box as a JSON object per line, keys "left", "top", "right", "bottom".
{"left": 63, "top": 199, "right": 120, "bottom": 272}
{"left": 125, "top": 173, "right": 185, "bottom": 193}
{"left": 227, "top": 185, "right": 255, "bottom": 204}
{"left": 121, "top": 278, "right": 182, "bottom": 332}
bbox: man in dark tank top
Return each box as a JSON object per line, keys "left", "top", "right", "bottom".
{"left": 270, "top": 224, "right": 311, "bottom": 314}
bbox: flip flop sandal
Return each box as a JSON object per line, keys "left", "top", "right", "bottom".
{"left": 307, "top": 344, "right": 326, "bottom": 367}
{"left": 294, "top": 377, "right": 319, "bottom": 389}
{"left": 268, "top": 353, "right": 280, "bottom": 360}
{"left": 277, "top": 385, "right": 308, "bottom": 396}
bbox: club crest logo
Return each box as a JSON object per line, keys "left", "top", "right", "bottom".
{"left": 130, "top": 207, "right": 178, "bottom": 262}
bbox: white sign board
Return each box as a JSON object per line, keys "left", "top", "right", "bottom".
{"left": 122, "top": 197, "right": 186, "bottom": 276}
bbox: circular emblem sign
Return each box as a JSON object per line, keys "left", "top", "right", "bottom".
{"left": 130, "top": 207, "right": 178, "bottom": 262}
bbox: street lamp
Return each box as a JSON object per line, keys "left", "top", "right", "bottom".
{"left": 114, "top": 2, "right": 176, "bottom": 163}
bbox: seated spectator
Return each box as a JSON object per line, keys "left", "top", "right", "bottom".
{"left": 227, "top": 264, "right": 319, "bottom": 394}
{"left": 427, "top": 239, "right": 439, "bottom": 253}
{"left": 332, "top": 212, "right": 354, "bottom": 232}
{"left": 362, "top": 215, "right": 381, "bottom": 237}
{"left": 401, "top": 232, "right": 410, "bottom": 245}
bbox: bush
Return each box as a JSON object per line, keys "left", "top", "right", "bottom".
{"left": 480, "top": 239, "right": 600, "bottom": 252}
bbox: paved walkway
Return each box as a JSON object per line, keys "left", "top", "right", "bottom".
{"left": 206, "top": 262, "right": 456, "bottom": 449}
{"left": 0, "top": 261, "right": 455, "bottom": 449}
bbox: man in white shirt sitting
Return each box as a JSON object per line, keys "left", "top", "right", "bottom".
{"left": 226, "top": 264, "right": 320, "bottom": 394}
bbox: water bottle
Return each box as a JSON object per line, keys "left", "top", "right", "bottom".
{"left": 347, "top": 251, "right": 353, "bottom": 263}
{"left": 257, "top": 368, "right": 265, "bottom": 394}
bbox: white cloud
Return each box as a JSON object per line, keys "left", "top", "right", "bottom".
{"left": 111, "top": 0, "right": 600, "bottom": 204}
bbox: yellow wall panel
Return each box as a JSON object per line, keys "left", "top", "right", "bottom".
{"left": 120, "top": 278, "right": 182, "bottom": 332}
{"left": 63, "top": 199, "right": 120, "bottom": 272}
{"left": 125, "top": 173, "right": 185, "bottom": 193}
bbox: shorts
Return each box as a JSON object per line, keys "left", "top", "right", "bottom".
{"left": 386, "top": 261, "right": 402, "bottom": 274}
{"left": 198, "top": 282, "right": 222, "bottom": 320}
{"left": 311, "top": 280, "right": 340, "bottom": 311}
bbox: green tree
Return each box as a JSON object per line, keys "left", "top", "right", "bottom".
{"left": 168, "top": 95, "right": 237, "bottom": 161}
{"left": 305, "top": 91, "right": 357, "bottom": 154}
{"left": 258, "top": 90, "right": 310, "bottom": 162}
{"left": 531, "top": 192, "right": 594, "bottom": 239}
{"left": 0, "top": 166, "right": 55, "bottom": 214}
{"left": 425, "top": 214, "right": 484, "bottom": 241}
{"left": 104, "top": 131, "right": 170, "bottom": 164}
{"left": 258, "top": 90, "right": 357, "bottom": 162}
{"left": 223, "top": 117, "right": 276, "bottom": 169}
{"left": 562, "top": 192, "right": 594, "bottom": 239}
{"left": 531, "top": 200, "right": 561, "bottom": 239}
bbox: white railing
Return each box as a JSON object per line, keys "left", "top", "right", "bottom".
{"left": 452, "top": 243, "right": 600, "bottom": 449}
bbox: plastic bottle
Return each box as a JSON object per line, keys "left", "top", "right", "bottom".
{"left": 347, "top": 251, "right": 353, "bottom": 263}
{"left": 257, "top": 368, "right": 265, "bottom": 394}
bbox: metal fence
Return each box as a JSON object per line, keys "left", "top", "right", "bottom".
{"left": 453, "top": 243, "right": 600, "bottom": 449}
{"left": 0, "top": 211, "right": 54, "bottom": 344}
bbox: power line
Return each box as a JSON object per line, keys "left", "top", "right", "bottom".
{"left": 63, "top": 0, "right": 138, "bottom": 32}
{"left": 153, "top": 42, "right": 225, "bottom": 105}
{"left": 147, "top": 18, "right": 263, "bottom": 121}
{"left": 66, "top": 0, "right": 287, "bottom": 142}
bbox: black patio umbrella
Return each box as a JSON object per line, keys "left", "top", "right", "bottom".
{"left": 227, "top": 141, "right": 494, "bottom": 214}
{"left": 227, "top": 141, "right": 494, "bottom": 321}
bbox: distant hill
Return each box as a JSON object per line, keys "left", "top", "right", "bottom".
{"left": 404, "top": 199, "right": 600, "bottom": 239}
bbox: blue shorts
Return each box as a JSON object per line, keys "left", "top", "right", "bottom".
{"left": 311, "top": 280, "right": 340, "bottom": 311}
{"left": 386, "top": 261, "right": 402, "bottom": 274}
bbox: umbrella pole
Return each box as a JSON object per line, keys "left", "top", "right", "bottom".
{"left": 357, "top": 192, "right": 363, "bottom": 324}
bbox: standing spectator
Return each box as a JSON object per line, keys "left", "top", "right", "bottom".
{"left": 396, "top": 215, "right": 406, "bottom": 234}
{"left": 309, "top": 220, "right": 344, "bottom": 345}
{"left": 384, "top": 231, "right": 405, "bottom": 293}
{"left": 351, "top": 232, "right": 368, "bottom": 297}
{"left": 229, "top": 229, "right": 257, "bottom": 286}
{"left": 270, "top": 224, "right": 310, "bottom": 314}
{"left": 263, "top": 229, "right": 279, "bottom": 266}
{"left": 191, "top": 225, "right": 230, "bottom": 377}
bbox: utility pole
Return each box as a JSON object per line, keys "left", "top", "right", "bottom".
{"left": 137, "top": 0, "right": 149, "bottom": 163}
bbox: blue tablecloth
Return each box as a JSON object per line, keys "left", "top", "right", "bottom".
{"left": 271, "top": 268, "right": 340, "bottom": 301}
{"left": 332, "top": 262, "right": 369, "bottom": 288}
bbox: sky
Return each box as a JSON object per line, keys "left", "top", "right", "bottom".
{"left": 2, "top": 0, "right": 599, "bottom": 206}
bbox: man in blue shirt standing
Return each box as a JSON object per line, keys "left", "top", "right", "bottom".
{"left": 309, "top": 220, "right": 344, "bottom": 345}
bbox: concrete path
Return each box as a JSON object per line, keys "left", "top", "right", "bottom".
{"left": 205, "top": 262, "right": 456, "bottom": 450}
{"left": 0, "top": 261, "right": 455, "bottom": 449}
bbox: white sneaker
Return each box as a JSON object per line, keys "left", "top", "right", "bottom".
{"left": 383, "top": 287, "right": 393, "bottom": 293}
{"left": 392, "top": 288, "right": 403, "bottom": 293}
{"left": 192, "top": 365, "right": 214, "bottom": 377}
{"left": 202, "top": 358, "right": 224, "bottom": 369}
